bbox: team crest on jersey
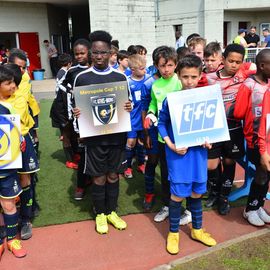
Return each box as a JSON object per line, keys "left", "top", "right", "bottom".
{"left": 91, "top": 94, "right": 118, "bottom": 125}
{"left": 233, "top": 76, "right": 240, "bottom": 83}
{"left": 0, "top": 115, "right": 21, "bottom": 169}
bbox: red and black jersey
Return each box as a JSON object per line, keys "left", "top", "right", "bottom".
{"left": 258, "top": 89, "right": 270, "bottom": 155}
{"left": 234, "top": 76, "right": 269, "bottom": 149}
{"left": 206, "top": 62, "right": 256, "bottom": 130}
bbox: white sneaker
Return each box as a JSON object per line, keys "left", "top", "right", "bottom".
{"left": 257, "top": 207, "right": 270, "bottom": 223}
{"left": 243, "top": 209, "right": 265, "bottom": 227}
{"left": 154, "top": 206, "right": 169, "bottom": 222}
{"left": 179, "top": 209, "right": 192, "bottom": 226}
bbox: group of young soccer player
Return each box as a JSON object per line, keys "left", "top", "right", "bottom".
{"left": 1, "top": 28, "right": 270, "bottom": 261}
{"left": 0, "top": 49, "right": 40, "bottom": 259}
{"left": 50, "top": 31, "right": 270, "bottom": 255}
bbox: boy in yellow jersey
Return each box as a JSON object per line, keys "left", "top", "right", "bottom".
{"left": 0, "top": 65, "right": 27, "bottom": 259}
{"left": 9, "top": 49, "right": 40, "bottom": 152}
{"left": 5, "top": 58, "right": 39, "bottom": 240}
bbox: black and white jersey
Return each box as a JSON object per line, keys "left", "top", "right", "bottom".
{"left": 74, "top": 66, "right": 131, "bottom": 146}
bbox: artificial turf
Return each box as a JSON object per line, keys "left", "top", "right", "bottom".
{"left": 33, "top": 99, "right": 246, "bottom": 227}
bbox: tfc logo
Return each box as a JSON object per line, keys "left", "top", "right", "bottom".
{"left": 179, "top": 99, "right": 217, "bottom": 133}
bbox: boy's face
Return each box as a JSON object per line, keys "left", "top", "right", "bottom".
{"left": 223, "top": 52, "right": 243, "bottom": 76}
{"left": 74, "top": 44, "right": 89, "bottom": 65}
{"left": 178, "top": 67, "right": 201, "bottom": 90}
{"left": 131, "top": 65, "right": 146, "bottom": 78}
{"left": 119, "top": 58, "right": 129, "bottom": 69}
{"left": 110, "top": 53, "right": 117, "bottom": 65}
{"left": 204, "top": 53, "right": 222, "bottom": 73}
{"left": 91, "top": 41, "right": 110, "bottom": 70}
{"left": 157, "top": 58, "right": 176, "bottom": 79}
{"left": 190, "top": 44, "right": 204, "bottom": 60}
{"left": 13, "top": 57, "right": 26, "bottom": 74}
{"left": 0, "top": 80, "right": 16, "bottom": 99}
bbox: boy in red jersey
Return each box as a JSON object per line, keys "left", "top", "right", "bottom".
{"left": 206, "top": 44, "right": 256, "bottom": 215}
{"left": 234, "top": 49, "right": 270, "bottom": 226}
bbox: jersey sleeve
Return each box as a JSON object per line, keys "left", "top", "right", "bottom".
{"left": 147, "top": 87, "right": 157, "bottom": 115}
{"left": 258, "top": 90, "right": 270, "bottom": 155}
{"left": 234, "top": 83, "right": 251, "bottom": 120}
{"left": 158, "top": 98, "right": 170, "bottom": 139}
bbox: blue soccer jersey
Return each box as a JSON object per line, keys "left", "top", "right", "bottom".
{"left": 141, "top": 75, "right": 157, "bottom": 112}
{"left": 158, "top": 98, "right": 208, "bottom": 184}
{"left": 128, "top": 74, "right": 150, "bottom": 131}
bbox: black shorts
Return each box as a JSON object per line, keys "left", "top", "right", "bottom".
{"left": 83, "top": 145, "right": 127, "bottom": 176}
{"left": 208, "top": 127, "right": 245, "bottom": 160}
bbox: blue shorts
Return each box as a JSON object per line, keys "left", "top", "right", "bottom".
{"left": 0, "top": 172, "right": 22, "bottom": 199}
{"left": 146, "top": 126, "right": 159, "bottom": 155}
{"left": 127, "top": 130, "right": 144, "bottom": 139}
{"left": 170, "top": 181, "right": 207, "bottom": 198}
{"left": 18, "top": 134, "right": 39, "bottom": 174}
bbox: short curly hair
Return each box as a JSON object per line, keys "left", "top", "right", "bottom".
{"left": 89, "top": 31, "right": 112, "bottom": 47}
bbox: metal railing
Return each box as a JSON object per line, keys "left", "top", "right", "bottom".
{"left": 246, "top": 47, "right": 268, "bottom": 63}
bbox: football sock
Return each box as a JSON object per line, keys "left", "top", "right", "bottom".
{"left": 144, "top": 161, "right": 156, "bottom": 194}
{"left": 3, "top": 212, "right": 18, "bottom": 241}
{"left": 207, "top": 167, "right": 221, "bottom": 194}
{"left": 30, "top": 173, "right": 38, "bottom": 216}
{"left": 246, "top": 180, "right": 263, "bottom": 211}
{"left": 136, "top": 143, "right": 145, "bottom": 165}
{"left": 188, "top": 197, "right": 202, "bottom": 229}
{"left": 126, "top": 146, "right": 135, "bottom": 168}
{"left": 20, "top": 185, "right": 33, "bottom": 224}
{"left": 92, "top": 184, "right": 106, "bottom": 215}
{"left": 77, "top": 161, "right": 88, "bottom": 189}
{"left": 63, "top": 146, "right": 74, "bottom": 162}
{"left": 220, "top": 163, "right": 235, "bottom": 197}
{"left": 169, "top": 199, "right": 182, "bottom": 232}
{"left": 105, "top": 181, "right": 119, "bottom": 214}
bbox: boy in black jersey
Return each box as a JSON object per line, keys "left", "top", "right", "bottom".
{"left": 73, "top": 31, "right": 132, "bottom": 234}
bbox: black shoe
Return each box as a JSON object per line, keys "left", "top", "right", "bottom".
{"left": 21, "top": 222, "right": 32, "bottom": 240}
{"left": 218, "top": 197, "right": 230, "bottom": 215}
{"left": 205, "top": 193, "right": 218, "bottom": 208}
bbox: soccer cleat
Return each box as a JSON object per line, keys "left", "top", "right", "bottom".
{"left": 65, "top": 161, "right": 78, "bottom": 170}
{"left": 143, "top": 193, "right": 155, "bottom": 211}
{"left": 0, "top": 244, "right": 4, "bottom": 261}
{"left": 257, "top": 207, "right": 270, "bottom": 224}
{"left": 21, "top": 222, "right": 32, "bottom": 240}
{"left": 166, "top": 232, "right": 179, "bottom": 255}
{"left": 137, "top": 164, "right": 146, "bottom": 174}
{"left": 191, "top": 228, "right": 217, "bottom": 246}
{"left": 7, "top": 239, "right": 27, "bottom": 258}
{"left": 218, "top": 196, "right": 230, "bottom": 215}
{"left": 74, "top": 188, "right": 84, "bottom": 201}
{"left": 154, "top": 206, "right": 169, "bottom": 222}
{"left": 107, "top": 211, "right": 127, "bottom": 230}
{"left": 179, "top": 209, "right": 192, "bottom": 226}
{"left": 95, "top": 213, "right": 109, "bottom": 234}
{"left": 124, "top": 168, "right": 133, "bottom": 179}
{"left": 205, "top": 193, "right": 219, "bottom": 208}
{"left": 243, "top": 209, "right": 265, "bottom": 227}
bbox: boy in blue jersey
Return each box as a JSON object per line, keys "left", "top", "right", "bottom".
{"left": 0, "top": 65, "right": 26, "bottom": 259}
{"left": 124, "top": 54, "right": 149, "bottom": 178}
{"left": 117, "top": 50, "right": 130, "bottom": 75}
{"left": 158, "top": 55, "right": 216, "bottom": 255}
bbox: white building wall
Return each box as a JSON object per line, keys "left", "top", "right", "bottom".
{"left": 0, "top": 2, "right": 51, "bottom": 77}
{"left": 89, "top": 0, "right": 156, "bottom": 64}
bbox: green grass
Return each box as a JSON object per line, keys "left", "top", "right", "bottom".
{"left": 173, "top": 233, "right": 270, "bottom": 270}
{"left": 33, "top": 99, "right": 246, "bottom": 227}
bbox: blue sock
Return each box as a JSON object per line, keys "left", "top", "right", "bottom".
{"left": 126, "top": 146, "right": 135, "bottom": 168}
{"left": 136, "top": 143, "right": 145, "bottom": 165}
{"left": 169, "top": 199, "right": 182, "bottom": 232}
{"left": 144, "top": 162, "right": 156, "bottom": 194}
{"left": 188, "top": 197, "right": 202, "bottom": 229}
{"left": 20, "top": 185, "right": 33, "bottom": 224}
{"left": 3, "top": 212, "right": 18, "bottom": 241}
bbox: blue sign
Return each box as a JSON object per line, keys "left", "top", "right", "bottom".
{"left": 167, "top": 85, "right": 230, "bottom": 148}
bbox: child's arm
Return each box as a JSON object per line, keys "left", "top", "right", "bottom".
{"left": 158, "top": 98, "right": 188, "bottom": 155}
{"left": 234, "top": 83, "right": 250, "bottom": 120}
{"left": 258, "top": 90, "right": 270, "bottom": 171}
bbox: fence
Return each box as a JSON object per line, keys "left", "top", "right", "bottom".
{"left": 246, "top": 47, "right": 269, "bottom": 63}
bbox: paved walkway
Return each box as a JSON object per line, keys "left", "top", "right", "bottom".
{"left": 1, "top": 202, "right": 270, "bottom": 270}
